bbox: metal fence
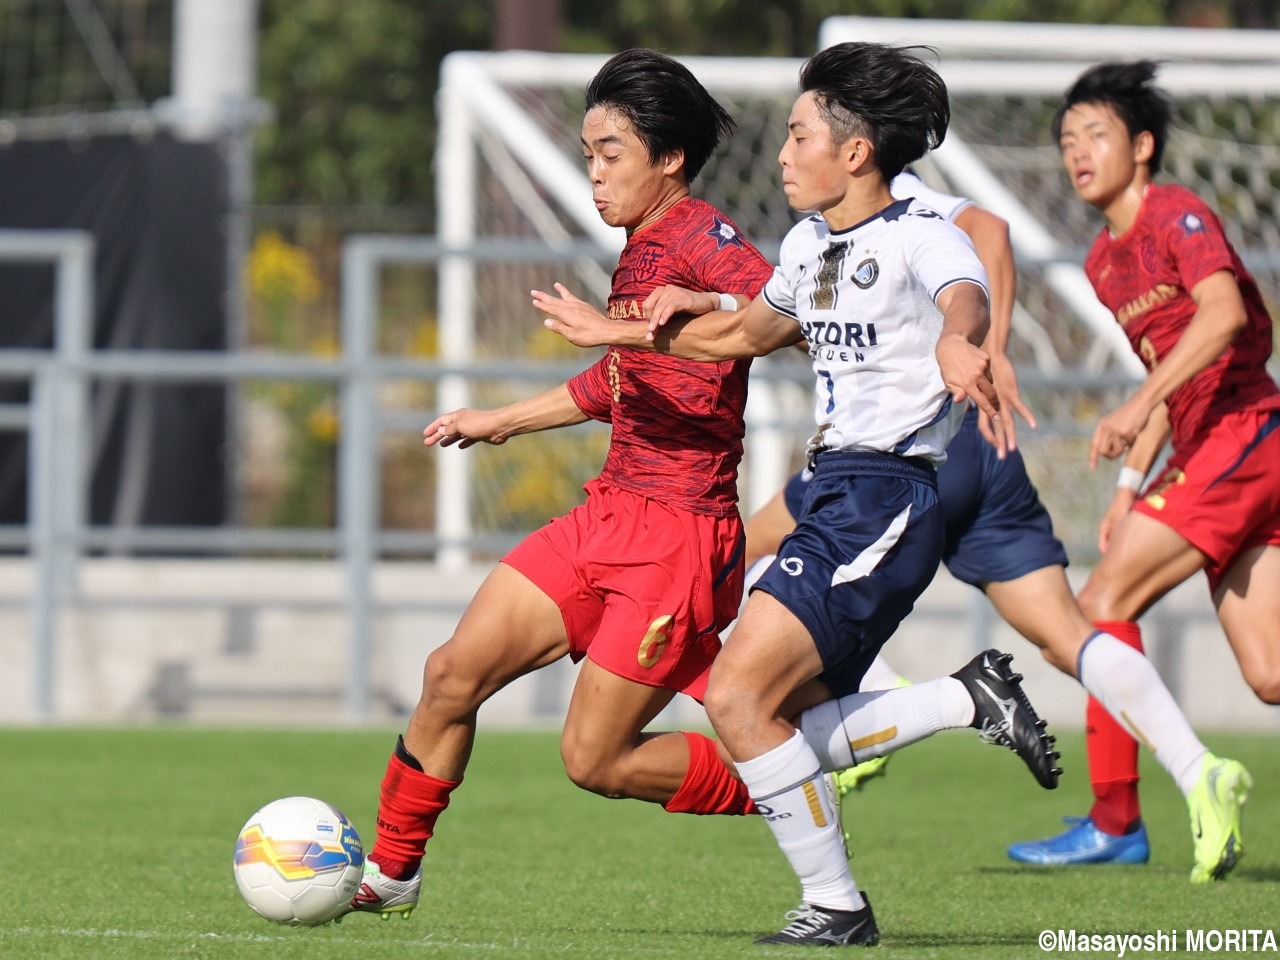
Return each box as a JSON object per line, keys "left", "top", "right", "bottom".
{"left": 3, "top": 227, "right": 1261, "bottom": 727}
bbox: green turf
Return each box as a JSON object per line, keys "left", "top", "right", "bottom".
{"left": 1, "top": 727, "right": 1275, "bottom": 959}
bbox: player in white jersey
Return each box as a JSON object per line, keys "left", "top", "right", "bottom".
{"left": 539, "top": 42, "right": 1061, "bottom": 947}
{"left": 762, "top": 194, "right": 980, "bottom": 462}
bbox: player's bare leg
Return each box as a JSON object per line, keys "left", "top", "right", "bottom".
{"left": 1079, "top": 511, "right": 1208, "bottom": 622}
{"left": 1215, "top": 544, "right": 1280, "bottom": 704}
{"left": 707, "top": 594, "right": 879, "bottom": 946}
{"left": 351, "top": 563, "right": 570, "bottom": 918}
{"left": 401, "top": 564, "right": 569, "bottom": 776}
{"left": 561, "top": 653, "right": 773, "bottom": 815}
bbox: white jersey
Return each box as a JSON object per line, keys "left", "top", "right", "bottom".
{"left": 890, "top": 170, "right": 972, "bottom": 221}
{"left": 762, "top": 197, "right": 987, "bottom": 464}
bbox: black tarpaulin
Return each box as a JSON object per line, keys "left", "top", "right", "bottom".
{"left": 0, "top": 134, "right": 228, "bottom": 536}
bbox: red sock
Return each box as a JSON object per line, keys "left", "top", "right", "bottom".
{"left": 369, "top": 749, "right": 461, "bottom": 880}
{"left": 662, "top": 732, "right": 755, "bottom": 816}
{"left": 1087, "top": 620, "right": 1143, "bottom": 836}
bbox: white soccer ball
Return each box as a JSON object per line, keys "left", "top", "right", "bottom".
{"left": 233, "top": 796, "right": 364, "bottom": 925}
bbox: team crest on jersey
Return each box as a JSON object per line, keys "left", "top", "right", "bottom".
{"left": 706, "top": 215, "right": 745, "bottom": 249}
{"left": 1178, "top": 212, "right": 1205, "bottom": 235}
{"left": 631, "top": 241, "right": 664, "bottom": 282}
{"left": 852, "top": 258, "right": 879, "bottom": 289}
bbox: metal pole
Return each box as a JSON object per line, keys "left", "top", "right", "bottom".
{"left": 339, "top": 239, "right": 378, "bottom": 720}
{"left": 52, "top": 234, "right": 94, "bottom": 602}
{"left": 435, "top": 59, "right": 477, "bottom": 571}
{"left": 28, "top": 369, "right": 57, "bottom": 719}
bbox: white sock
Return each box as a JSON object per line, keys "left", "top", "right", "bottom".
{"left": 744, "top": 554, "right": 774, "bottom": 592}
{"left": 1078, "top": 632, "right": 1207, "bottom": 795}
{"left": 800, "top": 678, "right": 974, "bottom": 771}
{"left": 859, "top": 654, "right": 909, "bottom": 692}
{"left": 736, "top": 729, "right": 865, "bottom": 911}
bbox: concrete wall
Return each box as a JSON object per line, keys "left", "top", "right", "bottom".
{"left": 0, "top": 558, "right": 1275, "bottom": 733}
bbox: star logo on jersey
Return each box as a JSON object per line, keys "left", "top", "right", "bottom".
{"left": 852, "top": 258, "right": 879, "bottom": 289}
{"left": 706, "top": 215, "right": 745, "bottom": 249}
{"left": 1179, "top": 212, "right": 1205, "bottom": 235}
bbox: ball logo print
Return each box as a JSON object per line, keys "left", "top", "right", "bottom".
{"left": 780, "top": 557, "right": 804, "bottom": 576}
{"left": 233, "top": 796, "right": 364, "bottom": 925}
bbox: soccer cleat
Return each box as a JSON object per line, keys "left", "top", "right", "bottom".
{"left": 833, "top": 755, "right": 891, "bottom": 796}
{"left": 348, "top": 859, "right": 421, "bottom": 920}
{"left": 1007, "top": 816, "right": 1150, "bottom": 865}
{"left": 755, "top": 897, "right": 880, "bottom": 947}
{"left": 823, "top": 773, "right": 852, "bottom": 860}
{"left": 952, "top": 648, "right": 1061, "bottom": 790}
{"left": 1188, "top": 753, "right": 1252, "bottom": 884}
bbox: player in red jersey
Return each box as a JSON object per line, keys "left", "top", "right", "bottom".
{"left": 344, "top": 49, "right": 774, "bottom": 921}
{"left": 1010, "top": 60, "right": 1263, "bottom": 883}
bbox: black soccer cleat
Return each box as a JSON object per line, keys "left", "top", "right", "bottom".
{"left": 755, "top": 897, "right": 880, "bottom": 947}
{"left": 952, "top": 648, "right": 1062, "bottom": 790}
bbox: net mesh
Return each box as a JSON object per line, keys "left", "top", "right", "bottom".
{"left": 0, "top": 0, "right": 173, "bottom": 119}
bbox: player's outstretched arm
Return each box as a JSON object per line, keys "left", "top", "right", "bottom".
{"left": 1097, "top": 401, "right": 1170, "bottom": 553}
{"left": 643, "top": 284, "right": 747, "bottom": 329}
{"left": 539, "top": 282, "right": 799, "bottom": 360}
{"left": 954, "top": 205, "right": 1036, "bottom": 451}
{"left": 935, "top": 281, "right": 998, "bottom": 425}
{"left": 531, "top": 284, "right": 652, "bottom": 350}
{"left": 1089, "top": 271, "right": 1245, "bottom": 468}
{"left": 424, "top": 383, "right": 588, "bottom": 449}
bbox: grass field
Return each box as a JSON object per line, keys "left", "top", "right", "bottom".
{"left": 2, "top": 727, "right": 1276, "bottom": 959}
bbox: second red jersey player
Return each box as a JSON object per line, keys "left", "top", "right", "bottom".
{"left": 1011, "top": 58, "right": 1261, "bottom": 884}
{"left": 1085, "top": 181, "right": 1280, "bottom": 588}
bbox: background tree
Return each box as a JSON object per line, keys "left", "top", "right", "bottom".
{"left": 255, "top": 0, "right": 1276, "bottom": 211}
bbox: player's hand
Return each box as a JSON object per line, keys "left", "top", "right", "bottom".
{"left": 1089, "top": 395, "right": 1152, "bottom": 468}
{"left": 643, "top": 285, "right": 719, "bottom": 333}
{"left": 978, "top": 353, "right": 1036, "bottom": 455}
{"left": 423, "top": 408, "right": 506, "bottom": 449}
{"left": 534, "top": 283, "right": 616, "bottom": 347}
{"left": 937, "top": 333, "right": 1000, "bottom": 432}
{"left": 1097, "top": 488, "right": 1138, "bottom": 553}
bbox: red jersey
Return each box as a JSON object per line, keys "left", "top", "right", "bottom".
{"left": 566, "top": 198, "right": 774, "bottom": 516}
{"left": 1085, "top": 183, "right": 1280, "bottom": 448}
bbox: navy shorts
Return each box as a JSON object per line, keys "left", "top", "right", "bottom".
{"left": 784, "top": 410, "right": 1066, "bottom": 590}
{"left": 759, "top": 451, "right": 944, "bottom": 698}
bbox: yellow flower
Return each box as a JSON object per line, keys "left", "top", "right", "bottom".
{"left": 307, "top": 405, "right": 339, "bottom": 443}
{"left": 247, "top": 231, "right": 321, "bottom": 304}
{"left": 310, "top": 335, "right": 339, "bottom": 358}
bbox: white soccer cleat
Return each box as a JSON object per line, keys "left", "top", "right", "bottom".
{"left": 346, "top": 859, "right": 421, "bottom": 920}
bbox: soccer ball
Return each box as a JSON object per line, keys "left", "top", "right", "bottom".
{"left": 233, "top": 796, "right": 364, "bottom": 925}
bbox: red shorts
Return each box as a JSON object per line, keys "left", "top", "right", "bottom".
{"left": 503, "top": 479, "right": 745, "bottom": 701}
{"left": 1134, "top": 407, "right": 1280, "bottom": 592}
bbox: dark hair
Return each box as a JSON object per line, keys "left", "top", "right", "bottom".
{"left": 797, "top": 42, "right": 949, "bottom": 181}
{"left": 1052, "top": 60, "right": 1172, "bottom": 173}
{"left": 584, "top": 48, "right": 734, "bottom": 184}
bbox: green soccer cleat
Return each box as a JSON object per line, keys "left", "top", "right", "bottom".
{"left": 833, "top": 755, "right": 891, "bottom": 796}
{"left": 1188, "top": 753, "right": 1252, "bottom": 884}
{"left": 823, "top": 773, "right": 853, "bottom": 860}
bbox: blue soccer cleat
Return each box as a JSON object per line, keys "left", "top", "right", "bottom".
{"left": 1007, "top": 815, "right": 1150, "bottom": 865}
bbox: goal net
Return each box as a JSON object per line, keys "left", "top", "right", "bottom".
{"left": 415, "top": 18, "right": 1280, "bottom": 561}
